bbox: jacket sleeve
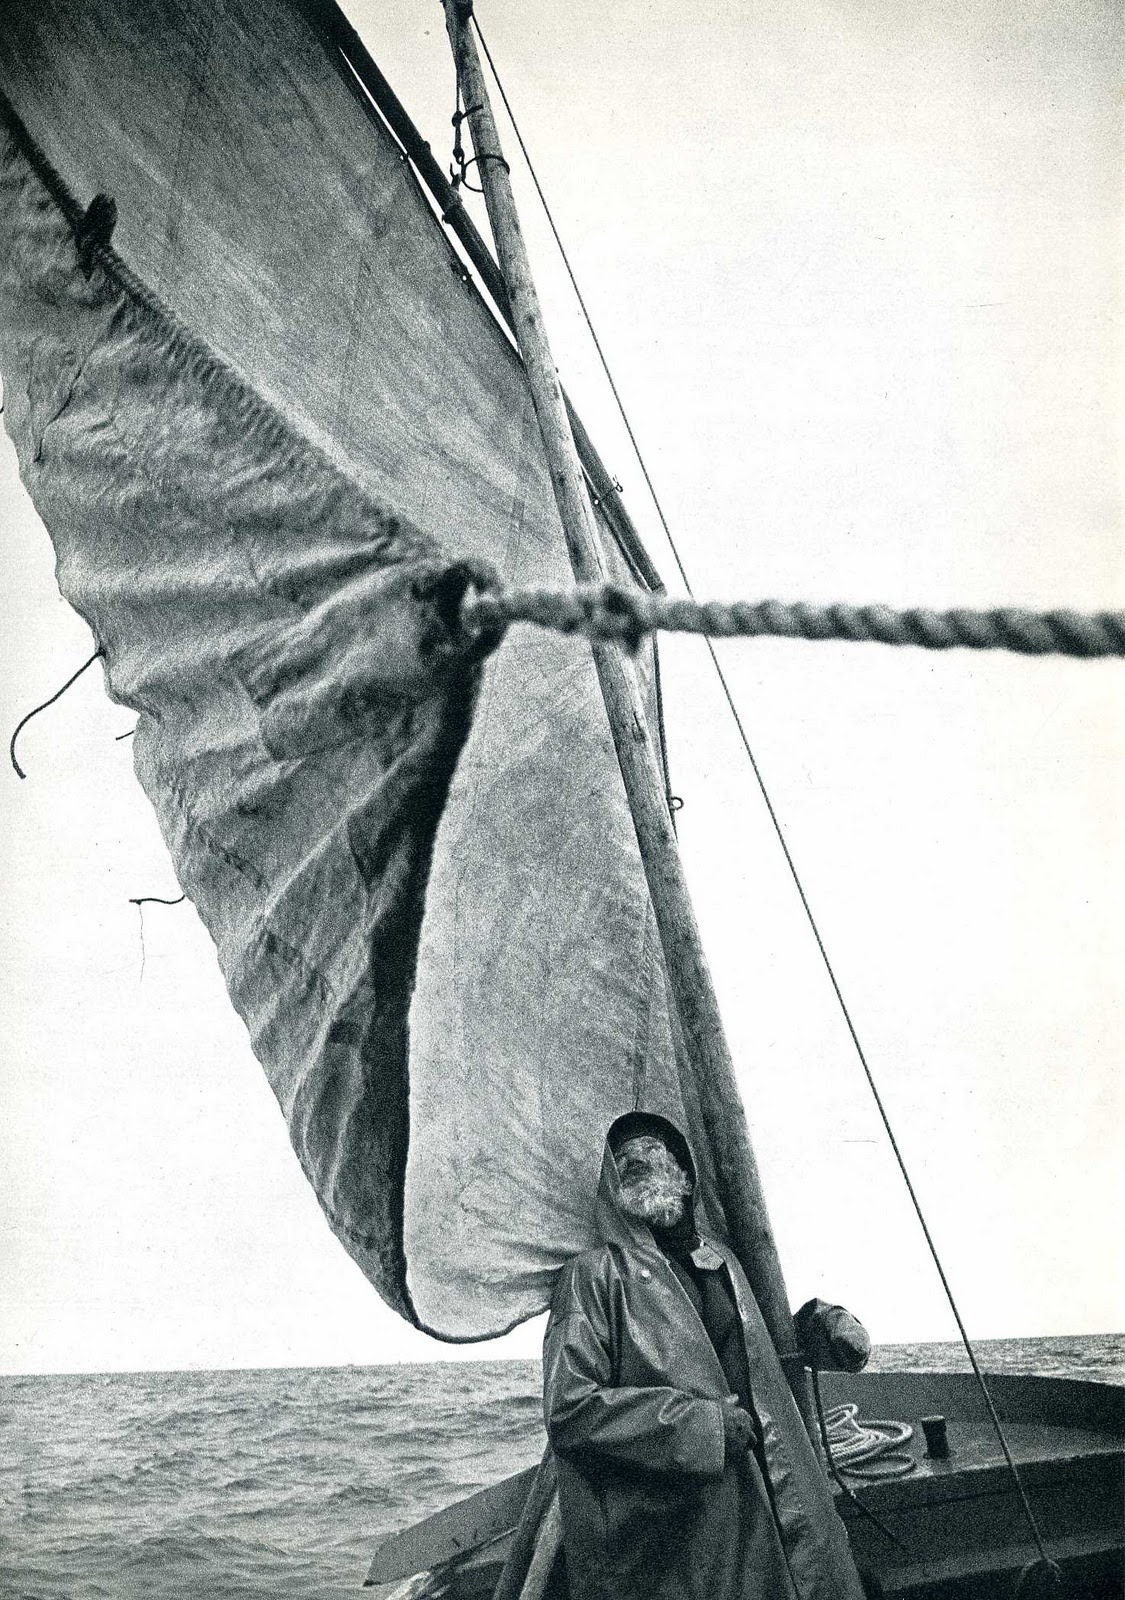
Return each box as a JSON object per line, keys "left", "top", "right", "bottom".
{"left": 543, "top": 1260, "right": 726, "bottom": 1479}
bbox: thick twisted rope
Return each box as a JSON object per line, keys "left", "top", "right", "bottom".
{"left": 461, "top": 581, "right": 1125, "bottom": 660}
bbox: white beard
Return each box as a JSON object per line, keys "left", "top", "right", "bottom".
{"left": 619, "top": 1173, "right": 690, "bottom": 1228}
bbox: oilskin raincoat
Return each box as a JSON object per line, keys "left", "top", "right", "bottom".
{"left": 543, "top": 1117, "right": 866, "bottom": 1600}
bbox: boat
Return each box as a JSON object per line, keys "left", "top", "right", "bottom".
{"left": 363, "top": 1365, "right": 1124, "bottom": 1599}
{"left": 0, "top": 1, "right": 1120, "bottom": 1597}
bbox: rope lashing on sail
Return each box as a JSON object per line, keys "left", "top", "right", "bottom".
{"left": 460, "top": 580, "right": 1125, "bottom": 660}
{"left": 1015, "top": 1558, "right": 1065, "bottom": 1598}
{"left": 449, "top": 18, "right": 507, "bottom": 195}
{"left": 449, "top": 79, "right": 487, "bottom": 195}
{"left": 128, "top": 893, "right": 184, "bottom": 985}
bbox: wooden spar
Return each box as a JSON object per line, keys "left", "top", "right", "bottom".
{"left": 440, "top": 1, "right": 817, "bottom": 1443}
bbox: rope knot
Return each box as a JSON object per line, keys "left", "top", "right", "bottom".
{"left": 452, "top": 562, "right": 511, "bottom": 657}
{"left": 413, "top": 558, "right": 505, "bottom": 663}
{"left": 585, "top": 582, "right": 648, "bottom": 653}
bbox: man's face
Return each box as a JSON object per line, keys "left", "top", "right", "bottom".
{"left": 614, "top": 1134, "right": 692, "bottom": 1228}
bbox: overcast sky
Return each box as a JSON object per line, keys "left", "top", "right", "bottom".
{"left": 1, "top": 0, "right": 1121, "bottom": 1374}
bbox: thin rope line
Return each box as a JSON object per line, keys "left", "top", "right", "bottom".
{"left": 472, "top": 19, "right": 1055, "bottom": 1563}
{"left": 9, "top": 649, "right": 104, "bottom": 778}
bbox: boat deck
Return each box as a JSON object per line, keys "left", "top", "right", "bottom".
{"left": 366, "top": 1371, "right": 1124, "bottom": 1599}
{"left": 822, "top": 1371, "right": 1123, "bottom": 1597}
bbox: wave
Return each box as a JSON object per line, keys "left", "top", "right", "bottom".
{"left": 2, "top": 1339, "right": 1118, "bottom": 1598}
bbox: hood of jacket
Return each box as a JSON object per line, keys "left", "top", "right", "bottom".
{"left": 594, "top": 1110, "right": 703, "bottom": 1252}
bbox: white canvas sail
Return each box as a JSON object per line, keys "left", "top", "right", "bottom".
{"left": 0, "top": 0, "right": 702, "bottom": 1337}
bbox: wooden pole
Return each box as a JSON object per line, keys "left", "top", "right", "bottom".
{"left": 441, "top": 0, "right": 816, "bottom": 1444}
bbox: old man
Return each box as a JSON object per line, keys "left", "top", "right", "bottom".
{"left": 543, "top": 1111, "right": 870, "bottom": 1600}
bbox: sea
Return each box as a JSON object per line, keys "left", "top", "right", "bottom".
{"left": 1, "top": 1337, "right": 1121, "bottom": 1600}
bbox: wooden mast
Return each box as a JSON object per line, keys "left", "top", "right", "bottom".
{"left": 440, "top": 2, "right": 817, "bottom": 1440}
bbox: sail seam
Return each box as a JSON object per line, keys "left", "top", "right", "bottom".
{"left": 0, "top": 93, "right": 432, "bottom": 527}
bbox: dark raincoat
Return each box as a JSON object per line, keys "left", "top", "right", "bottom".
{"left": 543, "top": 1119, "right": 866, "bottom": 1600}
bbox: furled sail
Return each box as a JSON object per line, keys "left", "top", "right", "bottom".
{"left": 0, "top": 0, "right": 704, "bottom": 1337}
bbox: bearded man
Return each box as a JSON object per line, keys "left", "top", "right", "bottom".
{"left": 543, "top": 1111, "right": 870, "bottom": 1600}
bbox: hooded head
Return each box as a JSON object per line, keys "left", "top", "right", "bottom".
{"left": 596, "top": 1111, "right": 698, "bottom": 1245}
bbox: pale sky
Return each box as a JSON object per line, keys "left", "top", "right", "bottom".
{"left": 1, "top": 0, "right": 1122, "bottom": 1374}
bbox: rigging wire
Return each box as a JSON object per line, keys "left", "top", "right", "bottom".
{"left": 470, "top": 15, "right": 1059, "bottom": 1573}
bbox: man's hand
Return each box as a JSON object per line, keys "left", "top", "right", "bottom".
{"left": 794, "top": 1298, "right": 872, "bottom": 1373}
{"left": 720, "top": 1397, "right": 758, "bottom": 1460}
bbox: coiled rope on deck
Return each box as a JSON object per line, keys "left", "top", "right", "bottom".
{"left": 461, "top": 580, "right": 1125, "bottom": 659}
{"left": 820, "top": 1402, "right": 915, "bottom": 1480}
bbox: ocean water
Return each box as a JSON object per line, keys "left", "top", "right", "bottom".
{"left": 1, "top": 1337, "right": 1121, "bottom": 1600}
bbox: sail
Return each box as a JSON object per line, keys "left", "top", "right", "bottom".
{"left": 0, "top": 0, "right": 701, "bottom": 1338}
